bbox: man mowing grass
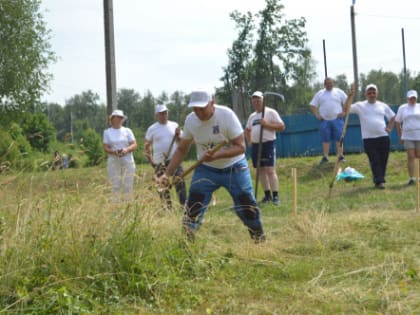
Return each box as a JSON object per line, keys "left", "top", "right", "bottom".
{"left": 158, "top": 89, "right": 266, "bottom": 243}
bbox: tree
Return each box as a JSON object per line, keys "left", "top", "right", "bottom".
{"left": 64, "top": 90, "right": 106, "bottom": 141}
{"left": 0, "top": 0, "right": 56, "bottom": 112}
{"left": 20, "top": 112, "right": 56, "bottom": 152}
{"left": 360, "top": 70, "right": 400, "bottom": 105}
{"left": 117, "top": 88, "right": 142, "bottom": 128}
{"left": 218, "top": 0, "right": 312, "bottom": 116}
{"left": 218, "top": 10, "right": 254, "bottom": 114}
{"left": 252, "top": 0, "right": 310, "bottom": 93}
{"left": 80, "top": 128, "right": 104, "bottom": 166}
{"left": 167, "top": 90, "right": 189, "bottom": 125}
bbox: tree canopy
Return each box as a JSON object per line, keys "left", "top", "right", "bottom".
{"left": 0, "top": 0, "right": 56, "bottom": 113}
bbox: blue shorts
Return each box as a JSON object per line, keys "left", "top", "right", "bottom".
{"left": 320, "top": 118, "right": 344, "bottom": 142}
{"left": 251, "top": 140, "right": 276, "bottom": 167}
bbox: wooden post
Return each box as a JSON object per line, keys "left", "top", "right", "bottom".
{"left": 292, "top": 168, "right": 297, "bottom": 215}
{"left": 103, "top": 0, "right": 117, "bottom": 115}
{"left": 416, "top": 159, "right": 419, "bottom": 212}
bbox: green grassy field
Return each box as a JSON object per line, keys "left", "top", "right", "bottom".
{"left": 0, "top": 151, "right": 419, "bottom": 314}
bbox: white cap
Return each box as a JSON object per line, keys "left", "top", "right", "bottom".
{"left": 110, "top": 109, "right": 126, "bottom": 119}
{"left": 365, "top": 84, "right": 378, "bottom": 92}
{"left": 407, "top": 90, "right": 418, "bottom": 99}
{"left": 188, "top": 90, "right": 212, "bottom": 108}
{"left": 252, "top": 91, "right": 263, "bottom": 98}
{"left": 155, "top": 104, "right": 168, "bottom": 113}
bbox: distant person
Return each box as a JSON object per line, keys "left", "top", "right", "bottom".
{"left": 310, "top": 77, "right": 348, "bottom": 164}
{"left": 103, "top": 110, "right": 137, "bottom": 204}
{"left": 62, "top": 153, "right": 68, "bottom": 169}
{"left": 53, "top": 150, "right": 62, "bottom": 170}
{"left": 344, "top": 84, "right": 395, "bottom": 189}
{"left": 144, "top": 104, "right": 187, "bottom": 209}
{"left": 157, "top": 89, "right": 266, "bottom": 243}
{"left": 395, "top": 90, "right": 420, "bottom": 185}
{"left": 245, "top": 91, "right": 285, "bottom": 205}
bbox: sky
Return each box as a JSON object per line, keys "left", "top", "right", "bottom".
{"left": 40, "top": 0, "right": 420, "bottom": 105}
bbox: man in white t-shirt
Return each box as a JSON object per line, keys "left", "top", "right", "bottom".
{"left": 246, "top": 91, "right": 285, "bottom": 205}
{"left": 159, "top": 89, "right": 265, "bottom": 243}
{"left": 144, "top": 104, "right": 186, "bottom": 208}
{"left": 395, "top": 90, "right": 420, "bottom": 185}
{"left": 344, "top": 84, "right": 395, "bottom": 189}
{"left": 310, "top": 78, "right": 348, "bottom": 164}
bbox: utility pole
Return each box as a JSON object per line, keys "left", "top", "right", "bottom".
{"left": 103, "top": 0, "right": 117, "bottom": 116}
{"left": 323, "top": 39, "right": 328, "bottom": 79}
{"left": 350, "top": 3, "right": 359, "bottom": 100}
{"left": 401, "top": 28, "right": 408, "bottom": 95}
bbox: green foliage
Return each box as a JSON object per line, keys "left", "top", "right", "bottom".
{"left": 21, "top": 112, "right": 56, "bottom": 152}
{"left": 0, "top": 153, "right": 419, "bottom": 313}
{"left": 64, "top": 90, "right": 107, "bottom": 142}
{"left": 9, "top": 123, "right": 32, "bottom": 155}
{"left": 219, "top": 0, "right": 314, "bottom": 116}
{"left": 0, "top": 130, "right": 19, "bottom": 171}
{"left": 0, "top": 0, "right": 56, "bottom": 111}
{"left": 80, "top": 128, "right": 105, "bottom": 166}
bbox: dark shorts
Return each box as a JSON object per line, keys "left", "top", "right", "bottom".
{"left": 320, "top": 118, "right": 344, "bottom": 142}
{"left": 251, "top": 140, "right": 276, "bottom": 167}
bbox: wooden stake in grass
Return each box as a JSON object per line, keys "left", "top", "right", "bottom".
{"left": 416, "top": 158, "right": 419, "bottom": 212}
{"left": 292, "top": 167, "right": 297, "bottom": 215}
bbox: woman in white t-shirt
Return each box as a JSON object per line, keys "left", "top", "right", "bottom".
{"left": 103, "top": 110, "right": 137, "bottom": 204}
{"left": 395, "top": 90, "right": 420, "bottom": 185}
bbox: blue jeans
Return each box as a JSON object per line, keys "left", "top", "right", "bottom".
{"left": 183, "top": 158, "right": 263, "bottom": 235}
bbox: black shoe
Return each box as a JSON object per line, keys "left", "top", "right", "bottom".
{"left": 375, "top": 183, "right": 385, "bottom": 189}
{"left": 260, "top": 196, "right": 272, "bottom": 203}
{"left": 249, "top": 229, "right": 266, "bottom": 244}
{"left": 319, "top": 156, "right": 329, "bottom": 165}
{"left": 408, "top": 179, "right": 415, "bottom": 186}
{"left": 339, "top": 155, "right": 346, "bottom": 162}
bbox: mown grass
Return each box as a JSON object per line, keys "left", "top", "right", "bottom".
{"left": 0, "top": 151, "right": 419, "bottom": 314}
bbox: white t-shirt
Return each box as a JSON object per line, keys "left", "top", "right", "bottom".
{"left": 395, "top": 103, "right": 420, "bottom": 140}
{"left": 103, "top": 126, "right": 136, "bottom": 162}
{"left": 246, "top": 107, "right": 284, "bottom": 143}
{"left": 350, "top": 101, "right": 395, "bottom": 139}
{"left": 145, "top": 121, "right": 179, "bottom": 164}
{"left": 310, "top": 88, "right": 347, "bottom": 120}
{"left": 183, "top": 104, "right": 244, "bottom": 169}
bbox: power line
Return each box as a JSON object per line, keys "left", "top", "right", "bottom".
{"left": 359, "top": 13, "right": 420, "bottom": 20}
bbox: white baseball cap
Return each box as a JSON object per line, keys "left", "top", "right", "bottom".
{"left": 365, "top": 84, "right": 378, "bottom": 92}
{"left": 155, "top": 104, "right": 168, "bottom": 113}
{"left": 188, "top": 90, "right": 213, "bottom": 108}
{"left": 407, "top": 90, "right": 418, "bottom": 99}
{"left": 252, "top": 91, "right": 263, "bottom": 98}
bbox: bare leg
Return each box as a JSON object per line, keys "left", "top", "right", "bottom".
{"left": 322, "top": 142, "right": 330, "bottom": 158}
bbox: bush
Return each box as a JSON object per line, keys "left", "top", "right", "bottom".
{"left": 0, "top": 130, "right": 20, "bottom": 172}
{"left": 80, "top": 128, "right": 105, "bottom": 166}
{"left": 21, "top": 113, "right": 56, "bottom": 152}
{"left": 9, "top": 123, "right": 32, "bottom": 155}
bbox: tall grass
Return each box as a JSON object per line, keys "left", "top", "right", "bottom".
{"left": 0, "top": 152, "right": 419, "bottom": 314}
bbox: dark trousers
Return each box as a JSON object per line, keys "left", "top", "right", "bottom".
{"left": 363, "top": 136, "right": 390, "bottom": 184}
